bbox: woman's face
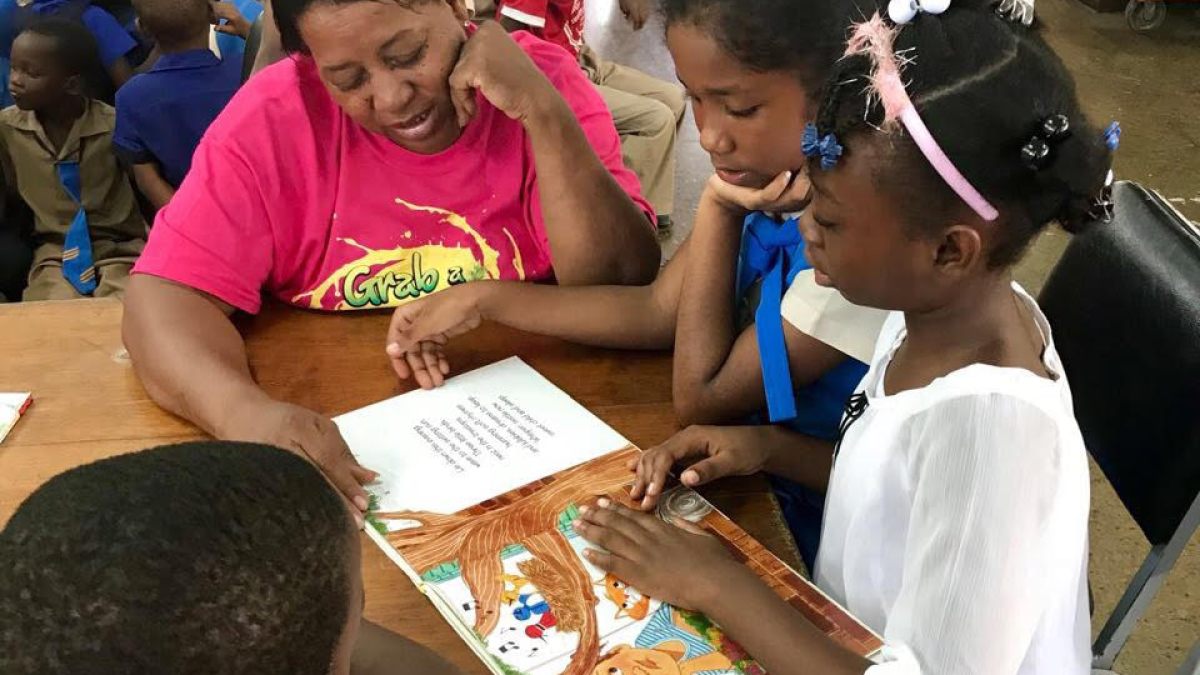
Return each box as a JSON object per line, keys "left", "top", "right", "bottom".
{"left": 299, "top": 0, "right": 470, "bottom": 154}
{"left": 666, "top": 23, "right": 812, "bottom": 190}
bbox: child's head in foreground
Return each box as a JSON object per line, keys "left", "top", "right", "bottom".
{"left": 661, "top": 0, "right": 879, "bottom": 191}
{"left": 7, "top": 19, "right": 98, "bottom": 112}
{"left": 131, "top": 0, "right": 211, "bottom": 52}
{"left": 0, "top": 441, "right": 362, "bottom": 675}
{"left": 800, "top": 0, "right": 1114, "bottom": 311}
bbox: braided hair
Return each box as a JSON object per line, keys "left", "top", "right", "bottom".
{"left": 814, "top": 0, "right": 1112, "bottom": 267}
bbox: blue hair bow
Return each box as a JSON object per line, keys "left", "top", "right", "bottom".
{"left": 803, "top": 123, "right": 843, "bottom": 170}
{"left": 1104, "top": 121, "right": 1121, "bottom": 151}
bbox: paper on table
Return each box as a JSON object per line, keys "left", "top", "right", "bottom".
{"left": 0, "top": 392, "right": 32, "bottom": 445}
{"left": 334, "top": 357, "right": 628, "bottom": 515}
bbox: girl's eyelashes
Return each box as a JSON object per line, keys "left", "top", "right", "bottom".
{"left": 726, "top": 104, "right": 762, "bottom": 119}
{"left": 812, "top": 213, "right": 837, "bottom": 230}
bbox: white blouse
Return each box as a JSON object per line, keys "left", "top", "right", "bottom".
{"left": 814, "top": 284, "right": 1092, "bottom": 675}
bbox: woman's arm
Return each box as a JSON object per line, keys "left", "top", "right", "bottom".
{"left": 122, "top": 275, "right": 375, "bottom": 511}
{"left": 447, "top": 22, "right": 660, "bottom": 286}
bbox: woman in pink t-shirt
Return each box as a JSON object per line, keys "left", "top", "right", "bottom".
{"left": 122, "top": 0, "right": 660, "bottom": 512}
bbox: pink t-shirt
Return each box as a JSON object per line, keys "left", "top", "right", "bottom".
{"left": 134, "top": 31, "right": 652, "bottom": 314}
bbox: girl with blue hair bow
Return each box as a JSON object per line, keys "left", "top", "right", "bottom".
{"left": 383, "top": 0, "right": 888, "bottom": 572}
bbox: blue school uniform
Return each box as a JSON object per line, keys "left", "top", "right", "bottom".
{"left": 26, "top": 0, "right": 137, "bottom": 68}
{"left": 113, "top": 49, "right": 240, "bottom": 187}
{"left": 212, "top": 0, "right": 262, "bottom": 63}
{"left": 736, "top": 210, "right": 869, "bottom": 571}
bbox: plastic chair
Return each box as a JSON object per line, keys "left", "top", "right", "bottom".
{"left": 1039, "top": 181, "right": 1200, "bottom": 673}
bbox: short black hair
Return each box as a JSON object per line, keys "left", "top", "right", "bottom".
{"left": 132, "top": 0, "right": 210, "bottom": 49}
{"left": 814, "top": 0, "right": 1112, "bottom": 266}
{"left": 18, "top": 18, "right": 101, "bottom": 78}
{"left": 660, "top": 0, "right": 881, "bottom": 100}
{"left": 0, "top": 441, "right": 355, "bottom": 675}
{"left": 273, "top": 0, "right": 439, "bottom": 55}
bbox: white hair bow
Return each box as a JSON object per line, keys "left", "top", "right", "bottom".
{"left": 887, "top": 0, "right": 951, "bottom": 24}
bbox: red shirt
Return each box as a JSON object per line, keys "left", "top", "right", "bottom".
{"left": 498, "top": 0, "right": 585, "bottom": 57}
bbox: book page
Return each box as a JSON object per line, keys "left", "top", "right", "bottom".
{"left": 0, "top": 393, "right": 31, "bottom": 445}
{"left": 339, "top": 359, "right": 882, "bottom": 675}
{"left": 334, "top": 358, "right": 628, "bottom": 515}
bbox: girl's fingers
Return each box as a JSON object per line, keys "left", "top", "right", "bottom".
{"left": 407, "top": 351, "right": 433, "bottom": 390}
{"left": 574, "top": 509, "right": 643, "bottom": 560}
{"left": 420, "top": 342, "right": 443, "bottom": 387}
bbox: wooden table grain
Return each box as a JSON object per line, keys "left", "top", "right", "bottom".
{"left": 0, "top": 298, "right": 800, "bottom": 675}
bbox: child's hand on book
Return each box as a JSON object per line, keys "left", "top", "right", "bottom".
{"left": 386, "top": 285, "right": 488, "bottom": 388}
{"left": 575, "top": 498, "right": 740, "bottom": 612}
{"left": 629, "top": 425, "right": 773, "bottom": 510}
{"left": 573, "top": 494, "right": 734, "bottom": 610}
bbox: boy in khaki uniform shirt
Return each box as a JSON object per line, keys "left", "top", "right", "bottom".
{"left": 1, "top": 20, "right": 145, "bottom": 301}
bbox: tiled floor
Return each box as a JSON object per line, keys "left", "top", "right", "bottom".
{"left": 584, "top": 1, "right": 1200, "bottom": 672}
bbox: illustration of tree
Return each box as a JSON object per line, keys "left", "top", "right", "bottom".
{"left": 376, "top": 447, "right": 638, "bottom": 675}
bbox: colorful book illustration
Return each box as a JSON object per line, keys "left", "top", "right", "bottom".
{"left": 335, "top": 358, "right": 881, "bottom": 675}
{"left": 0, "top": 392, "right": 32, "bottom": 445}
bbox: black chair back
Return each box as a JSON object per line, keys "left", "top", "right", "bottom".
{"left": 1041, "top": 181, "right": 1200, "bottom": 547}
{"left": 241, "top": 14, "right": 265, "bottom": 84}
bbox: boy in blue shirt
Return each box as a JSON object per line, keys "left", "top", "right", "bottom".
{"left": 114, "top": 0, "right": 241, "bottom": 211}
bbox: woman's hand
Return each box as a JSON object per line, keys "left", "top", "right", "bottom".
{"left": 574, "top": 498, "right": 744, "bottom": 612}
{"left": 628, "top": 425, "right": 774, "bottom": 510}
{"left": 706, "top": 169, "right": 812, "bottom": 215}
{"left": 449, "top": 21, "right": 561, "bottom": 128}
{"left": 220, "top": 397, "right": 377, "bottom": 522}
{"left": 385, "top": 284, "right": 489, "bottom": 387}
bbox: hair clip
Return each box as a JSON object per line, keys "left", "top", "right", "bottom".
{"left": 1086, "top": 169, "right": 1116, "bottom": 223}
{"left": 1021, "top": 114, "right": 1071, "bottom": 170}
{"left": 803, "top": 123, "right": 844, "bottom": 171}
{"left": 995, "top": 0, "right": 1035, "bottom": 26}
{"left": 888, "top": 0, "right": 951, "bottom": 24}
{"left": 1104, "top": 121, "right": 1121, "bottom": 151}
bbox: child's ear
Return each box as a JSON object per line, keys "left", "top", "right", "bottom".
{"left": 932, "top": 224, "right": 983, "bottom": 275}
{"left": 63, "top": 73, "right": 84, "bottom": 98}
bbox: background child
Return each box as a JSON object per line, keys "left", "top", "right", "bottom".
{"left": 496, "top": 0, "right": 685, "bottom": 230}
{"left": 1, "top": 19, "right": 146, "bottom": 300}
{"left": 114, "top": 0, "right": 242, "bottom": 211}
{"left": 387, "top": 0, "right": 887, "bottom": 570}
{"left": 0, "top": 441, "right": 464, "bottom": 674}
{"left": 26, "top": 0, "right": 139, "bottom": 91}
{"left": 578, "top": 2, "right": 1112, "bottom": 672}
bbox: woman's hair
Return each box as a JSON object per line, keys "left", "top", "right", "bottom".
{"left": 660, "top": 0, "right": 881, "bottom": 100}
{"left": 273, "top": 0, "right": 439, "bottom": 55}
{"left": 814, "top": 0, "right": 1112, "bottom": 266}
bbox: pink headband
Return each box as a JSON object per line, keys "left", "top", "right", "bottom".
{"left": 845, "top": 14, "right": 999, "bottom": 222}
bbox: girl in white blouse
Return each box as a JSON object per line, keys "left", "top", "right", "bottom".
{"left": 574, "top": 1, "right": 1119, "bottom": 674}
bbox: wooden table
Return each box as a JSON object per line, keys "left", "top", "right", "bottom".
{"left": 0, "top": 298, "right": 801, "bottom": 675}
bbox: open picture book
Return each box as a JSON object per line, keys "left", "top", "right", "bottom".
{"left": 335, "top": 358, "right": 881, "bottom": 675}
